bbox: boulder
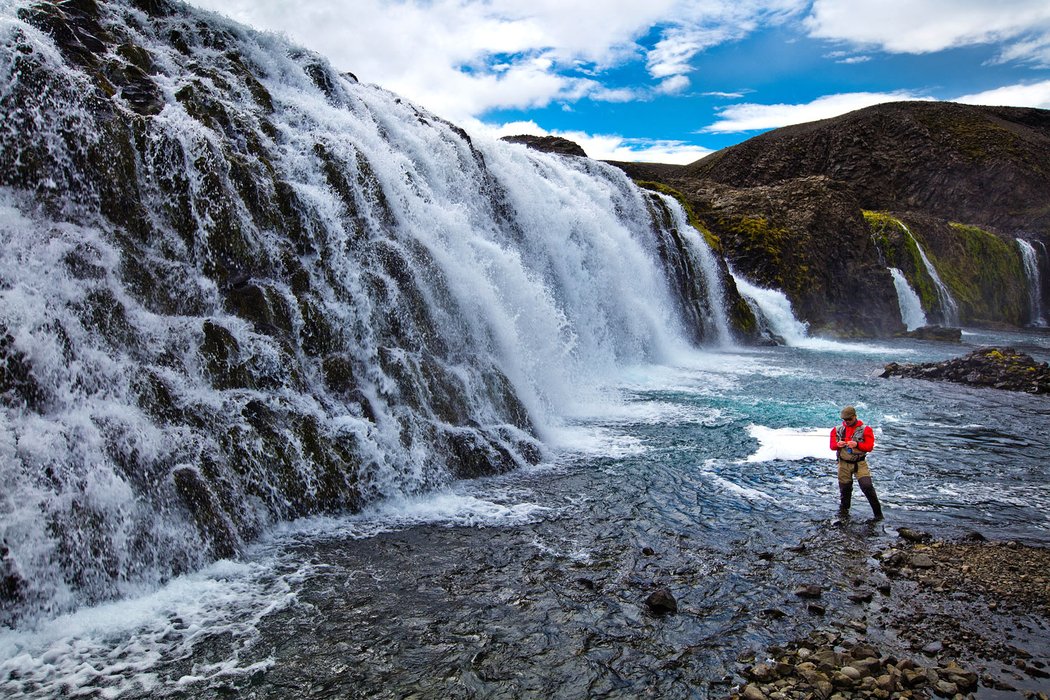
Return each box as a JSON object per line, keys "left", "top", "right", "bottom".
{"left": 645, "top": 587, "right": 678, "bottom": 615}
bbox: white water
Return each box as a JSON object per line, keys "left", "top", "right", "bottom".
{"left": 730, "top": 271, "right": 900, "bottom": 354}
{"left": 1016, "top": 238, "right": 1046, "bottom": 326}
{"left": 660, "top": 194, "right": 733, "bottom": 346}
{"left": 0, "top": 0, "right": 727, "bottom": 623}
{"left": 899, "top": 223, "right": 959, "bottom": 326}
{"left": 888, "top": 267, "right": 927, "bottom": 330}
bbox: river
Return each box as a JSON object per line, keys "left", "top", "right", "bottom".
{"left": 3, "top": 328, "right": 1048, "bottom": 699}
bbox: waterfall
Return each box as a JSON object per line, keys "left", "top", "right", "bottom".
{"left": 0, "top": 0, "right": 706, "bottom": 622}
{"left": 730, "top": 272, "right": 810, "bottom": 345}
{"left": 899, "top": 223, "right": 959, "bottom": 326}
{"left": 888, "top": 268, "right": 928, "bottom": 331}
{"left": 659, "top": 194, "right": 733, "bottom": 346}
{"left": 1016, "top": 238, "right": 1046, "bottom": 327}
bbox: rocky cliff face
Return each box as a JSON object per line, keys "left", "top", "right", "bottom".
{"left": 614, "top": 102, "right": 1050, "bottom": 335}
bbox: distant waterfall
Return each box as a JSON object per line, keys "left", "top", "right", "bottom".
{"left": 889, "top": 268, "right": 927, "bottom": 330}
{"left": 900, "top": 224, "right": 959, "bottom": 326}
{"left": 660, "top": 195, "right": 733, "bottom": 346}
{"left": 730, "top": 272, "right": 809, "bottom": 345}
{"left": 1016, "top": 238, "right": 1046, "bottom": 327}
{"left": 0, "top": 0, "right": 710, "bottom": 622}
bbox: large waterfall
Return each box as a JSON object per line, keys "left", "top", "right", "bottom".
{"left": 1016, "top": 238, "right": 1046, "bottom": 327}
{"left": 0, "top": 0, "right": 723, "bottom": 623}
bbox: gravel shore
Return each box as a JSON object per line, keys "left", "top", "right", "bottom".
{"left": 729, "top": 532, "right": 1050, "bottom": 699}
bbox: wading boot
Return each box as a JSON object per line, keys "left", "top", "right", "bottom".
{"left": 838, "top": 482, "right": 852, "bottom": 517}
{"left": 858, "top": 477, "right": 883, "bottom": 520}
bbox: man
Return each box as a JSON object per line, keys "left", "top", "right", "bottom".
{"left": 830, "top": 405, "right": 883, "bottom": 520}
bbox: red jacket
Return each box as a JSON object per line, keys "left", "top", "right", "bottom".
{"left": 830, "top": 420, "right": 874, "bottom": 452}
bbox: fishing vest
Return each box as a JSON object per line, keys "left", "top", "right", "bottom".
{"left": 836, "top": 423, "right": 869, "bottom": 463}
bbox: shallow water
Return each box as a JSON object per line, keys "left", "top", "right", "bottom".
{"left": 3, "top": 331, "right": 1049, "bottom": 698}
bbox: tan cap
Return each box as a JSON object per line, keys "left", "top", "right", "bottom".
{"left": 840, "top": 405, "right": 857, "bottom": 420}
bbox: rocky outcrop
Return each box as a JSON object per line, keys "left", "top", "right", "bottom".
{"left": 501, "top": 135, "right": 587, "bottom": 157}
{"left": 610, "top": 102, "right": 1050, "bottom": 336}
{"left": 667, "top": 176, "right": 904, "bottom": 337}
{"left": 898, "top": 326, "right": 961, "bottom": 342}
{"left": 880, "top": 347, "right": 1050, "bottom": 393}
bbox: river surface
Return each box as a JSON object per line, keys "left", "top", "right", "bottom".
{"left": 2, "top": 329, "right": 1049, "bottom": 699}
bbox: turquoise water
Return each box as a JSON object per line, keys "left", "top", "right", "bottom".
{"left": 2, "top": 331, "right": 1049, "bottom": 698}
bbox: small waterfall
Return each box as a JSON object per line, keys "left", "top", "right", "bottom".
{"left": 730, "top": 272, "right": 809, "bottom": 345}
{"left": 1016, "top": 238, "right": 1046, "bottom": 327}
{"left": 889, "top": 268, "right": 927, "bottom": 331}
{"left": 659, "top": 194, "right": 733, "bottom": 346}
{"left": 900, "top": 223, "right": 959, "bottom": 326}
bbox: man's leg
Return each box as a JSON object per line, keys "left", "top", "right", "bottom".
{"left": 837, "top": 461, "right": 853, "bottom": 515}
{"left": 858, "top": 476, "right": 883, "bottom": 520}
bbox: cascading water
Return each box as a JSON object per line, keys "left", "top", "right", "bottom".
{"left": 657, "top": 194, "right": 733, "bottom": 346}
{"left": 0, "top": 0, "right": 716, "bottom": 623}
{"left": 729, "top": 272, "right": 809, "bottom": 345}
{"left": 899, "top": 223, "right": 959, "bottom": 326}
{"left": 888, "top": 268, "right": 927, "bottom": 331}
{"left": 1016, "top": 238, "right": 1046, "bottom": 327}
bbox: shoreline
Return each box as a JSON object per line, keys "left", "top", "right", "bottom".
{"left": 729, "top": 531, "right": 1050, "bottom": 699}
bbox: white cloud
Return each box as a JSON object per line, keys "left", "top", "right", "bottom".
{"left": 186, "top": 0, "right": 806, "bottom": 122}
{"left": 954, "top": 79, "right": 1050, "bottom": 108}
{"left": 701, "top": 91, "right": 930, "bottom": 133}
{"left": 805, "top": 0, "right": 1050, "bottom": 65}
{"left": 482, "top": 120, "right": 712, "bottom": 164}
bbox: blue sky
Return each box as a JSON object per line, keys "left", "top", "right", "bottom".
{"left": 188, "top": 0, "right": 1050, "bottom": 163}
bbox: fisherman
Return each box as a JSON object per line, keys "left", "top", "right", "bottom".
{"left": 831, "top": 405, "right": 883, "bottom": 520}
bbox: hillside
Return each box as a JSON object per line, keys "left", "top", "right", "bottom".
{"left": 685, "top": 101, "right": 1050, "bottom": 237}
{"left": 612, "top": 101, "right": 1050, "bottom": 335}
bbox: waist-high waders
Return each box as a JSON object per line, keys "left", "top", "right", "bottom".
{"left": 836, "top": 425, "right": 883, "bottom": 519}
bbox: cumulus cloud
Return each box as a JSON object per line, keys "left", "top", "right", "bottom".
{"left": 484, "top": 120, "right": 712, "bottom": 164}
{"left": 805, "top": 0, "right": 1050, "bottom": 65}
{"left": 187, "top": 0, "right": 806, "bottom": 122}
{"left": 700, "top": 91, "right": 930, "bottom": 133}
{"left": 954, "top": 79, "right": 1050, "bottom": 108}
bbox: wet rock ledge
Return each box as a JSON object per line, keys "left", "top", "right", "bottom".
{"left": 879, "top": 347, "right": 1050, "bottom": 394}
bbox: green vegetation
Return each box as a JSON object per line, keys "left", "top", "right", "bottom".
{"left": 940, "top": 222, "right": 1026, "bottom": 325}
{"left": 635, "top": 180, "right": 722, "bottom": 251}
{"left": 862, "top": 211, "right": 941, "bottom": 314}
{"left": 863, "top": 211, "right": 1027, "bottom": 326}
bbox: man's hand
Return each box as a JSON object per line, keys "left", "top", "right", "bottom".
{"left": 847, "top": 440, "right": 857, "bottom": 448}
{"left": 836, "top": 440, "right": 847, "bottom": 448}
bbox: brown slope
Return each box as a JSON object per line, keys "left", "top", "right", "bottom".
{"left": 683, "top": 100, "right": 1050, "bottom": 236}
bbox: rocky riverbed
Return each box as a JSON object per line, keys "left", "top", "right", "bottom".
{"left": 880, "top": 347, "right": 1050, "bottom": 394}
{"left": 728, "top": 531, "right": 1050, "bottom": 699}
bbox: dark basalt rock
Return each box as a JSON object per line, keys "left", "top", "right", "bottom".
{"left": 610, "top": 101, "right": 1050, "bottom": 336}
{"left": 880, "top": 346, "right": 1050, "bottom": 394}
{"left": 501, "top": 135, "right": 588, "bottom": 158}
{"left": 898, "top": 325, "right": 962, "bottom": 342}
{"left": 645, "top": 587, "right": 678, "bottom": 615}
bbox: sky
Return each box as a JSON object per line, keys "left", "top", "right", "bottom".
{"left": 186, "top": 0, "right": 1050, "bottom": 164}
